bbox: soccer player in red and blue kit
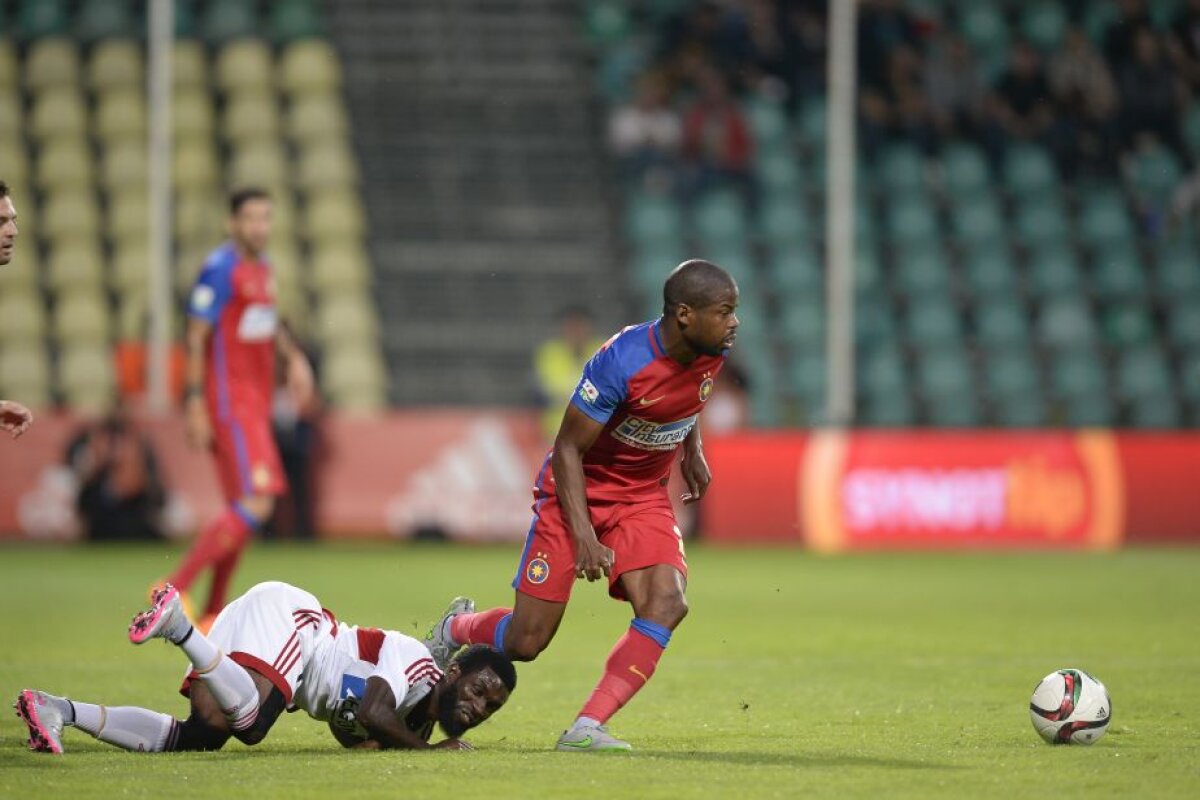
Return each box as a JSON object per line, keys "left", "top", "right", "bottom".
{"left": 426, "top": 260, "right": 739, "bottom": 751}
{"left": 164, "top": 189, "right": 314, "bottom": 625}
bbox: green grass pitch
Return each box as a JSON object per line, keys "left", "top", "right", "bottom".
{"left": 1, "top": 543, "right": 1197, "bottom": 799}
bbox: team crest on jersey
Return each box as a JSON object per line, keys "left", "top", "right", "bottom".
{"left": 699, "top": 377, "right": 714, "bottom": 402}
{"left": 526, "top": 553, "right": 551, "bottom": 584}
{"left": 612, "top": 414, "right": 698, "bottom": 452}
{"left": 578, "top": 379, "right": 600, "bottom": 405}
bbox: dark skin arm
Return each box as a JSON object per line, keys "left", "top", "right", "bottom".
{"left": 680, "top": 423, "right": 711, "bottom": 504}
{"left": 354, "top": 677, "right": 471, "bottom": 751}
{"left": 551, "top": 404, "right": 613, "bottom": 582}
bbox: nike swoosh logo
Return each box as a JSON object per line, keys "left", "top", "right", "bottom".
{"left": 629, "top": 665, "right": 649, "bottom": 682}
{"left": 560, "top": 736, "right": 593, "bottom": 748}
{"left": 638, "top": 395, "right": 666, "bottom": 406}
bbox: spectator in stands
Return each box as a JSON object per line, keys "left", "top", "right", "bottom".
{"left": 1049, "top": 27, "right": 1119, "bottom": 176}
{"left": 658, "top": 0, "right": 753, "bottom": 79}
{"left": 983, "top": 41, "right": 1056, "bottom": 165}
{"left": 1103, "top": 0, "right": 1154, "bottom": 73}
{"left": 777, "top": 0, "right": 828, "bottom": 104}
{"left": 533, "top": 307, "right": 604, "bottom": 445}
{"left": 856, "top": 0, "right": 925, "bottom": 97}
{"left": 65, "top": 413, "right": 165, "bottom": 542}
{"left": 680, "top": 65, "right": 756, "bottom": 204}
{"left": 608, "top": 72, "right": 682, "bottom": 192}
{"left": 1116, "top": 28, "right": 1190, "bottom": 164}
{"left": 923, "top": 32, "right": 987, "bottom": 145}
{"left": 1166, "top": 0, "right": 1200, "bottom": 92}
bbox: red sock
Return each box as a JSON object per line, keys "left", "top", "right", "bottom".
{"left": 578, "top": 627, "right": 667, "bottom": 724}
{"left": 204, "top": 544, "right": 244, "bottom": 617}
{"left": 450, "top": 608, "right": 512, "bottom": 649}
{"left": 169, "top": 506, "right": 253, "bottom": 594}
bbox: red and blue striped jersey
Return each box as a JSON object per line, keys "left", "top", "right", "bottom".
{"left": 186, "top": 242, "right": 278, "bottom": 421}
{"left": 543, "top": 319, "right": 725, "bottom": 502}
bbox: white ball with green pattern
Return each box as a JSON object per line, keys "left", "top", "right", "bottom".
{"left": 1029, "top": 668, "right": 1112, "bottom": 745}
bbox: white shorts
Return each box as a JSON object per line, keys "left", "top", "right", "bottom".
{"left": 179, "top": 581, "right": 337, "bottom": 706}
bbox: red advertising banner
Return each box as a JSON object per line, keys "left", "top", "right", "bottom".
{"left": 702, "top": 431, "right": 1200, "bottom": 549}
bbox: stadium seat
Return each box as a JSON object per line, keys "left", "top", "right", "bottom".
{"left": 227, "top": 140, "right": 288, "bottom": 190}
{"left": 1167, "top": 302, "right": 1200, "bottom": 351}
{"left": 786, "top": 348, "right": 826, "bottom": 406}
{"left": 279, "top": 39, "right": 342, "bottom": 96}
{"left": 1154, "top": 244, "right": 1200, "bottom": 299}
{"left": 108, "top": 192, "right": 150, "bottom": 244}
{"left": 855, "top": 290, "right": 897, "bottom": 346}
{"left": 316, "top": 291, "right": 379, "bottom": 347}
{"left": 877, "top": 144, "right": 926, "bottom": 196}
{"left": 630, "top": 241, "right": 685, "bottom": 293}
{"left": 746, "top": 97, "right": 791, "bottom": 154}
{"left": 796, "top": 97, "right": 826, "bottom": 149}
{"left": 35, "top": 137, "right": 94, "bottom": 192}
{"left": 885, "top": 198, "right": 939, "bottom": 246}
{"left": 780, "top": 297, "right": 824, "bottom": 349}
{"left": 0, "top": 93, "right": 22, "bottom": 141}
{"left": 985, "top": 348, "right": 1039, "bottom": 400}
{"left": 311, "top": 241, "right": 372, "bottom": 293}
{"left": 939, "top": 143, "right": 991, "bottom": 201}
{"left": 1128, "top": 396, "right": 1182, "bottom": 428}
{"left": 76, "top": 0, "right": 135, "bottom": 43}
{"left": 861, "top": 391, "right": 916, "bottom": 426}
{"left": 859, "top": 345, "right": 906, "bottom": 398}
{"left": 173, "top": 89, "right": 216, "bottom": 140}
{"left": 962, "top": 247, "right": 1019, "bottom": 298}
{"left": 0, "top": 40, "right": 16, "bottom": 90}
{"left": 58, "top": 343, "right": 116, "bottom": 410}
{"left": 1128, "top": 144, "right": 1183, "bottom": 204}
{"left": 40, "top": 191, "right": 101, "bottom": 240}
{"left": 172, "top": 39, "right": 208, "bottom": 90}
{"left": 203, "top": 0, "right": 259, "bottom": 45}
{"left": 101, "top": 139, "right": 149, "bottom": 194}
{"left": 1101, "top": 303, "right": 1155, "bottom": 348}
{"left": 222, "top": 92, "right": 282, "bottom": 143}
{"left": 115, "top": 289, "right": 147, "bottom": 339}
{"left": 959, "top": 5, "right": 1009, "bottom": 56}
{"left": 917, "top": 348, "right": 976, "bottom": 415}
{"left": 1003, "top": 144, "right": 1057, "bottom": 198}
{"left": 30, "top": 88, "right": 88, "bottom": 141}
{"left": 23, "top": 38, "right": 77, "bottom": 89}
{"left": 324, "top": 344, "right": 388, "bottom": 412}
{"left": 854, "top": 246, "right": 884, "bottom": 295}
{"left": 1050, "top": 348, "right": 1106, "bottom": 399}
{"left": 173, "top": 138, "right": 221, "bottom": 190}
{"left": 215, "top": 39, "right": 274, "bottom": 93}
{"left": 296, "top": 140, "right": 360, "bottom": 192}
{"left": 756, "top": 150, "right": 803, "bottom": 199}
{"left": 625, "top": 191, "right": 683, "bottom": 246}
{"left": 95, "top": 89, "right": 147, "bottom": 142}
{"left": 975, "top": 298, "right": 1031, "bottom": 348}
{"left": 0, "top": 238, "right": 39, "bottom": 290}
{"left": 904, "top": 296, "right": 962, "bottom": 348}
{"left": 1037, "top": 297, "right": 1100, "bottom": 352}
{"left": 287, "top": 93, "right": 348, "bottom": 145}
{"left": 1077, "top": 191, "right": 1135, "bottom": 250}
{"left": 46, "top": 239, "right": 105, "bottom": 293}
{"left": 993, "top": 394, "right": 1047, "bottom": 427}
{"left": 759, "top": 198, "right": 812, "bottom": 250}
{"left": 893, "top": 244, "right": 951, "bottom": 298}
{"left": 1115, "top": 346, "right": 1173, "bottom": 402}
{"left": 88, "top": 39, "right": 143, "bottom": 91}
{"left": 305, "top": 191, "right": 368, "bottom": 244}
{"left": 0, "top": 292, "right": 48, "bottom": 344}
{"left": 110, "top": 241, "right": 149, "bottom": 295}
{"left": 0, "top": 345, "right": 52, "bottom": 407}
{"left": 1092, "top": 248, "right": 1148, "bottom": 300}
{"left": 1014, "top": 197, "right": 1069, "bottom": 248}
{"left": 173, "top": 189, "right": 224, "bottom": 244}
{"left": 270, "top": 0, "right": 324, "bottom": 44}
{"left": 1027, "top": 245, "right": 1084, "bottom": 297}
{"left": 950, "top": 197, "right": 1005, "bottom": 246}
{"left": 1020, "top": 1, "right": 1067, "bottom": 51}
{"left": 692, "top": 190, "right": 749, "bottom": 249}
{"left": 765, "top": 245, "right": 822, "bottom": 298}
{"left": 53, "top": 290, "right": 112, "bottom": 344}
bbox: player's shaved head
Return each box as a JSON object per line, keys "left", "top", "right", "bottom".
{"left": 663, "top": 259, "right": 736, "bottom": 315}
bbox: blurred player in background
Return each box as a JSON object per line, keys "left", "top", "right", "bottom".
{"left": 0, "top": 180, "right": 34, "bottom": 440}
{"left": 427, "top": 259, "right": 739, "bottom": 751}
{"left": 162, "top": 188, "right": 314, "bottom": 626}
{"left": 533, "top": 306, "right": 605, "bottom": 444}
{"left": 16, "top": 580, "right": 516, "bottom": 753}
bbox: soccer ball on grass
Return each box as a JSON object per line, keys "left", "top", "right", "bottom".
{"left": 1029, "top": 668, "right": 1111, "bottom": 745}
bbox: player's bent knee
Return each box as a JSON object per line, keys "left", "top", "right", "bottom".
{"left": 644, "top": 594, "right": 689, "bottom": 629}
{"left": 174, "top": 715, "right": 230, "bottom": 752}
{"left": 505, "top": 630, "right": 550, "bottom": 662}
{"left": 231, "top": 686, "right": 285, "bottom": 746}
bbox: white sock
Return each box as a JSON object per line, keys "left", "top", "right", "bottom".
{"left": 573, "top": 716, "right": 602, "bottom": 731}
{"left": 71, "top": 702, "right": 173, "bottom": 752}
{"left": 180, "top": 629, "right": 260, "bottom": 731}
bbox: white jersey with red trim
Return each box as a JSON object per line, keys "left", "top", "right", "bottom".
{"left": 293, "top": 621, "right": 444, "bottom": 738}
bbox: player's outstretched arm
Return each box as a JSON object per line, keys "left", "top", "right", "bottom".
{"left": 551, "top": 405, "right": 613, "bottom": 582}
{"left": 356, "top": 677, "right": 471, "bottom": 751}
{"left": 0, "top": 399, "right": 33, "bottom": 439}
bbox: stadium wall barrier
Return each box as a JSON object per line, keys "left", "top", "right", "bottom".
{"left": 1, "top": 416, "right": 1197, "bottom": 546}
{"left": 702, "top": 431, "right": 1200, "bottom": 549}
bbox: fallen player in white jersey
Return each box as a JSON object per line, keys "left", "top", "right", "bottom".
{"left": 15, "top": 581, "right": 516, "bottom": 754}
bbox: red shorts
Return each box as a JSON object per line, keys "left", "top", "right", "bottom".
{"left": 512, "top": 493, "right": 687, "bottom": 603}
{"left": 211, "top": 414, "right": 286, "bottom": 502}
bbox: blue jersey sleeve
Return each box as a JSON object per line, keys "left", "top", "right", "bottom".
{"left": 187, "top": 263, "right": 234, "bottom": 324}
{"left": 569, "top": 342, "right": 629, "bottom": 425}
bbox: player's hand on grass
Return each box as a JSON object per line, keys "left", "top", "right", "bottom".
{"left": 680, "top": 446, "right": 711, "bottom": 504}
{"left": 434, "top": 738, "right": 474, "bottom": 751}
{"left": 185, "top": 396, "right": 213, "bottom": 450}
{"left": 574, "top": 533, "right": 615, "bottom": 582}
{"left": 0, "top": 400, "right": 33, "bottom": 439}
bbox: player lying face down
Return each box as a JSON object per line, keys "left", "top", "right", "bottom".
{"left": 16, "top": 581, "right": 516, "bottom": 754}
